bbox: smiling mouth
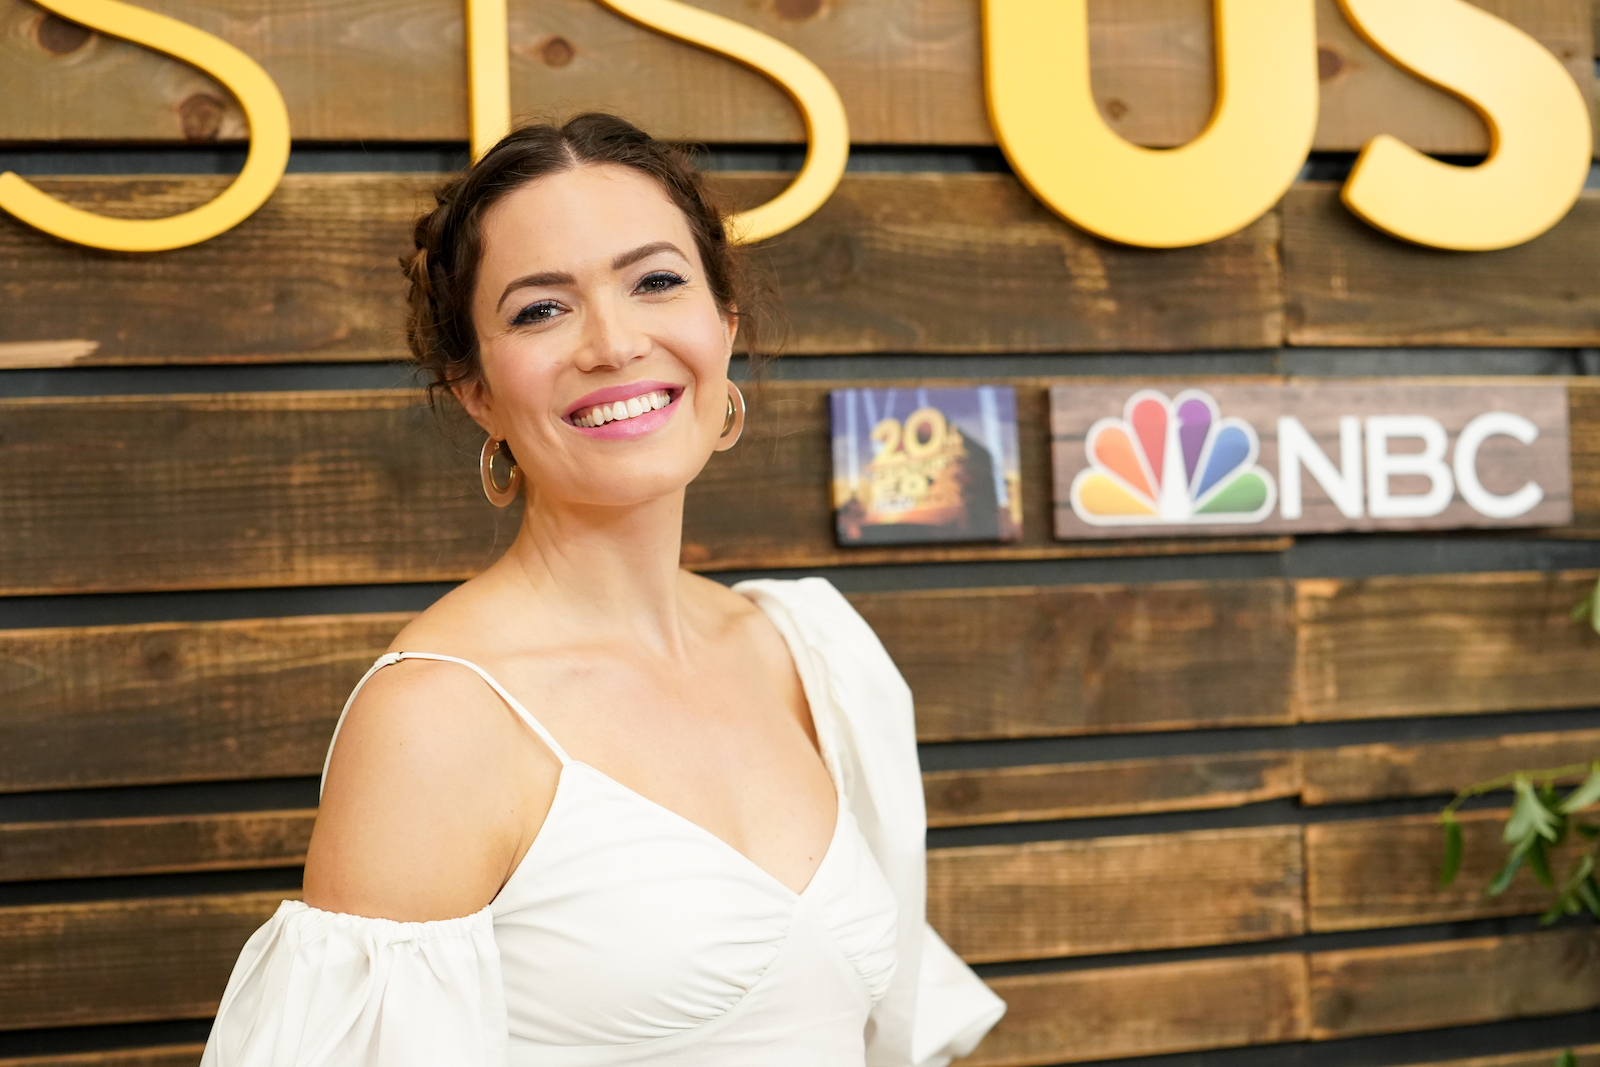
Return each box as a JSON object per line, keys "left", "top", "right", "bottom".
{"left": 571, "top": 388, "right": 676, "bottom": 429}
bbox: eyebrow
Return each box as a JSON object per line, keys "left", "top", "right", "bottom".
{"left": 496, "top": 242, "right": 689, "bottom": 312}
{"left": 611, "top": 240, "right": 687, "bottom": 271}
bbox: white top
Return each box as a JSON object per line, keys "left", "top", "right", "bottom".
{"left": 200, "top": 578, "right": 1004, "bottom": 1067}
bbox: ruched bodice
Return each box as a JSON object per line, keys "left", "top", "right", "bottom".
{"left": 200, "top": 578, "right": 1004, "bottom": 1067}
{"left": 489, "top": 758, "right": 899, "bottom": 1063}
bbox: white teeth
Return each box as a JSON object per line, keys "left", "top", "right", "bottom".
{"left": 574, "top": 390, "right": 671, "bottom": 428}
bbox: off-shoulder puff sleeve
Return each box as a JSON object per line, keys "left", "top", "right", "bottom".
{"left": 200, "top": 900, "right": 507, "bottom": 1067}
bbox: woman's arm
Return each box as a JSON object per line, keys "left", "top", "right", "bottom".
{"left": 305, "top": 657, "right": 556, "bottom": 921}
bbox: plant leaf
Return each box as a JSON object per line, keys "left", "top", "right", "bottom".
{"left": 1507, "top": 776, "right": 1562, "bottom": 843}
{"left": 1528, "top": 838, "right": 1556, "bottom": 887}
{"left": 1556, "top": 1051, "right": 1577, "bottom": 1067}
{"left": 1578, "top": 821, "right": 1600, "bottom": 840}
{"left": 1580, "top": 875, "right": 1600, "bottom": 919}
{"left": 1439, "top": 814, "right": 1464, "bottom": 888}
{"left": 1560, "top": 766, "right": 1600, "bottom": 814}
{"left": 1489, "top": 842, "right": 1530, "bottom": 896}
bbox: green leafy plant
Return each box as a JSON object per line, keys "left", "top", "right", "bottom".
{"left": 1438, "top": 761, "right": 1600, "bottom": 922}
{"left": 1438, "top": 763, "right": 1599, "bottom": 1067}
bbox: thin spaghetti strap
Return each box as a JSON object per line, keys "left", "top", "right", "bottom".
{"left": 320, "top": 651, "right": 573, "bottom": 798}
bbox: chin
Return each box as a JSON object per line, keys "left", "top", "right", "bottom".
{"left": 550, "top": 454, "right": 713, "bottom": 509}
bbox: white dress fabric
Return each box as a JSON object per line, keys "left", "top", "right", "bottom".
{"left": 201, "top": 577, "right": 1005, "bottom": 1067}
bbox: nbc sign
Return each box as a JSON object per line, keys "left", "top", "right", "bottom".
{"left": 1050, "top": 383, "right": 1571, "bottom": 540}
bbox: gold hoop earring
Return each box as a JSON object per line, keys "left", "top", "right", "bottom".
{"left": 715, "top": 381, "right": 745, "bottom": 452}
{"left": 480, "top": 436, "right": 522, "bottom": 508}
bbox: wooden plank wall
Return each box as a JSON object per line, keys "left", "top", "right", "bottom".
{"left": 3, "top": 0, "right": 1599, "bottom": 1064}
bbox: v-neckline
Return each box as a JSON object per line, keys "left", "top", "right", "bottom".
{"left": 492, "top": 588, "right": 842, "bottom": 903}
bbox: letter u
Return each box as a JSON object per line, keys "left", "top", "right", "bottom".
{"left": 982, "top": 0, "right": 1318, "bottom": 248}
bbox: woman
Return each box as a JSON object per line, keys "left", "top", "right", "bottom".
{"left": 201, "top": 113, "right": 1004, "bottom": 1066}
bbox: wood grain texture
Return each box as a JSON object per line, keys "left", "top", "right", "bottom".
{"left": 0, "top": 810, "right": 314, "bottom": 882}
{"left": 0, "top": 385, "right": 1288, "bottom": 597}
{"left": 1293, "top": 571, "right": 1600, "bottom": 722}
{"left": 0, "top": 173, "right": 1283, "bottom": 366}
{"left": 966, "top": 954, "right": 1310, "bottom": 1066}
{"left": 0, "top": 615, "right": 403, "bottom": 793}
{"left": 1302, "top": 729, "right": 1600, "bottom": 805}
{"left": 1309, "top": 929, "right": 1600, "bottom": 1038}
{"left": 0, "top": 893, "right": 286, "bottom": 1030}
{"left": 0, "top": 580, "right": 1293, "bottom": 797}
{"left": 856, "top": 580, "right": 1296, "bottom": 742}
{"left": 1306, "top": 809, "right": 1595, "bottom": 931}
{"left": 924, "top": 751, "right": 1302, "bottom": 827}
{"left": 0, "top": 1046, "right": 205, "bottom": 1067}
{"left": 1283, "top": 184, "right": 1600, "bottom": 347}
{"left": 1568, "top": 379, "right": 1600, "bottom": 528}
{"left": 0, "top": 0, "right": 1587, "bottom": 152}
{"left": 926, "top": 826, "right": 1304, "bottom": 963}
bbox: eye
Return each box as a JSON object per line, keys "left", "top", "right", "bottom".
{"left": 510, "top": 300, "right": 562, "bottom": 327}
{"left": 635, "top": 270, "right": 687, "bottom": 295}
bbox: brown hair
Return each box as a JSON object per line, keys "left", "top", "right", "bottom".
{"left": 402, "top": 113, "right": 770, "bottom": 400}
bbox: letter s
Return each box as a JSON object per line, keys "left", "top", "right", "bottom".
{"left": 466, "top": 0, "right": 847, "bottom": 245}
{"left": 1338, "top": 0, "right": 1591, "bottom": 251}
{"left": 0, "top": 0, "right": 290, "bottom": 253}
{"left": 983, "top": 0, "right": 1319, "bottom": 248}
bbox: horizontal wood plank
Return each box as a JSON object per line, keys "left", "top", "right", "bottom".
{"left": 0, "top": 0, "right": 1586, "bottom": 153}
{"left": 926, "top": 826, "right": 1304, "bottom": 963}
{"left": 924, "top": 751, "right": 1302, "bottom": 827}
{"left": 1309, "top": 929, "right": 1600, "bottom": 1038}
{"left": 0, "top": 615, "right": 403, "bottom": 792}
{"left": 857, "top": 581, "right": 1296, "bottom": 742}
{"left": 1305, "top": 809, "right": 1595, "bottom": 931}
{"left": 0, "top": 1047, "right": 206, "bottom": 1067}
{"left": 1302, "top": 729, "right": 1600, "bottom": 805}
{"left": 0, "top": 384, "right": 1287, "bottom": 597}
{"left": 1283, "top": 185, "right": 1600, "bottom": 347}
{"left": 0, "top": 173, "right": 1282, "bottom": 366}
{"left": 1293, "top": 571, "right": 1600, "bottom": 722}
{"left": 0, "top": 811, "right": 314, "bottom": 882}
{"left": 966, "top": 954, "right": 1310, "bottom": 1066}
{"left": 0, "top": 893, "right": 285, "bottom": 1030}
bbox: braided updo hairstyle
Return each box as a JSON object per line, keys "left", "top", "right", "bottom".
{"left": 402, "top": 113, "right": 767, "bottom": 403}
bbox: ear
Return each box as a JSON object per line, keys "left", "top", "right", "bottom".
{"left": 724, "top": 305, "right": 739, "bottom": 355}
{"left": 451, "top": 378, "right": 497, "bottom": 436}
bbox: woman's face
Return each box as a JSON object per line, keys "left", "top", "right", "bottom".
{"left": 462, "top": 163, "right": 737, "bottom": 509}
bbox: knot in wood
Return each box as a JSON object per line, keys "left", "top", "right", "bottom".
{"left": 35, "top": 13, "right": 91, "bottom": 55}
{"left": 178, "top": 94, "right": 227, "bottom": 142}
{"left": 775, "top": 0, "right": 823, "bottom": 20}
{"left": 540, "top": 36, "right": 575, "bottom": 68}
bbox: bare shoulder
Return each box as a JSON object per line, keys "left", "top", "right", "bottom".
{"left": 686, "top": 573, "right": 798, "bottom": 675}
{"left": 303, "top": 652, "right": 555, "bottom": 922}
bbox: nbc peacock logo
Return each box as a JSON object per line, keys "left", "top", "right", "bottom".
{"left": 1070, "top": 389, "right": 1277, "bottom": 525}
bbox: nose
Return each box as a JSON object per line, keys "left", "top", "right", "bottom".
{"left": 575, "top": 291, "right": 651, "bottom": 372}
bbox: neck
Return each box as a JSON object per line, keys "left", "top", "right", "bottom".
{"left": 499, "top": 487, "right": 695, "bottom": 660}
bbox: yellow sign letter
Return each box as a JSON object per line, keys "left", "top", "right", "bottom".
{"left": 0, "top": 0, "right": 290, "bottom": 253}
{"left": 466, "top": 0, "right": 511, "bottom": 161}
{"left": 1338, "top": 0, "right": 1592, "bottom": 251}
{"left": 983, "top": 0, "right": 1318, "bottom": 249}
{"left": 593, "top": 0, "right": 847, "bottom": 243}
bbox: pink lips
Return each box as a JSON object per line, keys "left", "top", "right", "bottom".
{"left": 564, "top": 380, "right": 683, "bottom": 441}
